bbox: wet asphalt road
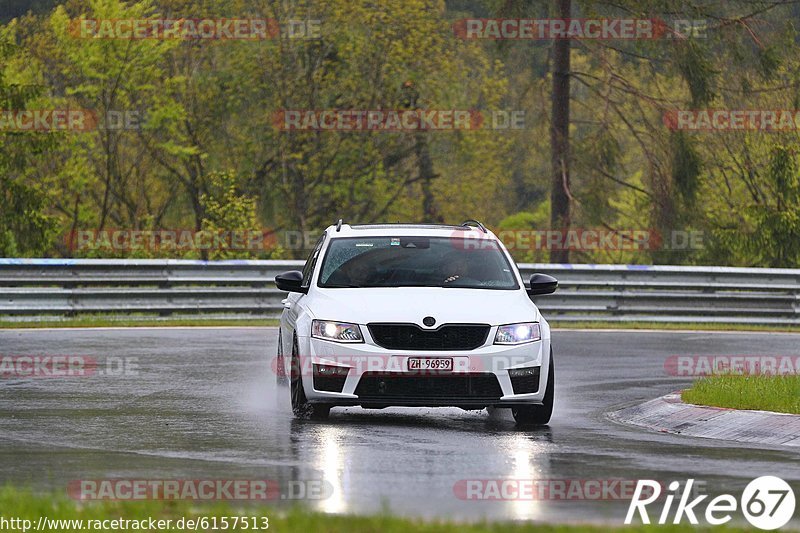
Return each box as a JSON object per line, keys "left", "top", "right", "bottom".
{"left": 0, "top": 327, "right": 799, "bottom": 526}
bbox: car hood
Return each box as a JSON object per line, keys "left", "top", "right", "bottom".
{"left": 306, "top": 287, "right": 540, "bottom": 327}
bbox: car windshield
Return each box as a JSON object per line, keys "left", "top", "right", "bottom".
{"left": 318, "top": 236, "right": 518, "bottom": 289}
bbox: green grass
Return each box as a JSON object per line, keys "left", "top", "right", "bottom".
{"left": 683, "top": 375, "right": 800, "bottom": 414}
{"left": 551, "top": 321, "right": 800, "bottom": 333}
{"left": 0, "top": 317, "right": 280, "bottom": 328}
{"left": 0, "top": 487, "right": 750, "bottom": 532}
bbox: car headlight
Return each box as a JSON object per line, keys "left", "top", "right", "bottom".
{"left": 494, "top": 322, "right": 541, "bottom": 345}
{"left": 311, "top": 320, "right": 364, "bottom": 343}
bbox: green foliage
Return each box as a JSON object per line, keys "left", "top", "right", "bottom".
{"left": 747, "top": 145, "right": 800, "bottom": 267}
{"left": 0, "top": 32, "right": 59, "bottom": 257}
{"left": 3, "top": 0, "right": 800, "bottom": 268}
{"left": 200, "top": 171, "right": 275, "bottom": 259}
{"left": 497, "top": 203, "right": 550, "bottom": 263}
{"left": 674, "top": 41, "right": 716, "bottom": 107}
{"left": 758, "top": 45, "right": 781, "bottom": 80}
{"left": 670, "top": 131, "right": 701, "bottom": 205}
{"left": 498, "top": 205, "right": 550, "bottom": 230}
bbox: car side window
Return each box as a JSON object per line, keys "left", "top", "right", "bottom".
{"left": 301, "top": 234, "right": 326, "bottom": 287}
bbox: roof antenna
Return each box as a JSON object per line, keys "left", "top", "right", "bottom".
{"left": 335, "top": 219, "right": 343, "bottom": 232}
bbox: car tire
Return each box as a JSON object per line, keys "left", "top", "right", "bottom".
{"left": 276, "top": 330, "right": 289, "bottom": 387}
{"left": 511, "top": 348, "right": 554, "bottom": 426}
{"left": 290, "top": 335, "right": 331, "bottom": 420}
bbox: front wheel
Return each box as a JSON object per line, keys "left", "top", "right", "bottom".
{"left": 512, "top": 348, "right": 554, "bottom": 425}
{"left": 290, "top": 336, "right": 330, "bottom": 420}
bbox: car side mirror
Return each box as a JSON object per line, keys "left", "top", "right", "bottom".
{"left": 527, "top": 273, "right": 558, "bottom": 296}
{"left": 275, "top": 270, "right": 308, "bottom": 294}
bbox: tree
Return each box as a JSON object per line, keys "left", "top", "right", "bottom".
{"left": 0, "top": 32, "right": 58, "bottom": 256}
{"left": 550, "top": 0, "right": 572, "bottom": 263}
{"left": 746, "top": 145, "right": 800, "bottom": 267}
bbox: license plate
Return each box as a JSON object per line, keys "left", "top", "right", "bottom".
{"left": 408, "top": 357, "right": 453, "bottom": 372}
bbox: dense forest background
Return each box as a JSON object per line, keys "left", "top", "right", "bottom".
{"left": 2, "top": 0, "right": 800, "bottom": 266}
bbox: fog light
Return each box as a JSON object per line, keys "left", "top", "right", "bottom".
{"left": 313, "top": 364, "right": 349, "bottom": 393}
{"left": 508, "top": 367, "right": 538, "bottom": 378}
{"left": 314, "top": 364, "right": 349, "bottom": 377}
{"left": 508, "top": 366, "right": 540, "bottom": 394}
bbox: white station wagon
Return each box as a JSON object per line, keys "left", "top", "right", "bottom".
{"left": 275, "top": 221, "right": 557, "bottom": 424}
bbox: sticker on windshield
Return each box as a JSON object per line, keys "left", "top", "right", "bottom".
{"left": 355, "top": 243, "right": 374, "bottom": 247}
{"left": 390, "top": 238, "right": 400, "bottom": 246}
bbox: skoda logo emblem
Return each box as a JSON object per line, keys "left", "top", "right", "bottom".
{"left": 423, "top": 316, "right": 436, "bottom": 327}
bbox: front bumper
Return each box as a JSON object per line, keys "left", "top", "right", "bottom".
{"left": 296, "top": 331, "right": 551, "bottom": 409}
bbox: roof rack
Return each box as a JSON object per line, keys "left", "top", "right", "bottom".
{"left": 335, "top": 219, "right": 343, "bottom": 232}
{"left": 350, "top": 223, "right": 469, "bottom": 231}
{"left": 460, "top": 219, "right": 487, "bottom": 233}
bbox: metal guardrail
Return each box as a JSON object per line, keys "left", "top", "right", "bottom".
{"left": 0, "top": 259, "right": 799, "bottom": 324}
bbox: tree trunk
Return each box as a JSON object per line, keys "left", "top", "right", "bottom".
{"left": 550, "top": 0, "right": 571, "bottom": 263}
{"left": 416, "top": 132, "right": 441, "bottom": 223}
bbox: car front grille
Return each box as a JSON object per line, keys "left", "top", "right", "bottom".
{"left": 354, "top": 372, "right": 502, "bottom": 402}
{"left": 367, "top": 323, "right": 490, "bottom": 351}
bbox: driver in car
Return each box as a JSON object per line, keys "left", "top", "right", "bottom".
{"left": 345, "top": 260, "right": 373, "bottom": 286}
{"left": 442, "top": 254, "right": 471, "bottom": 284}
